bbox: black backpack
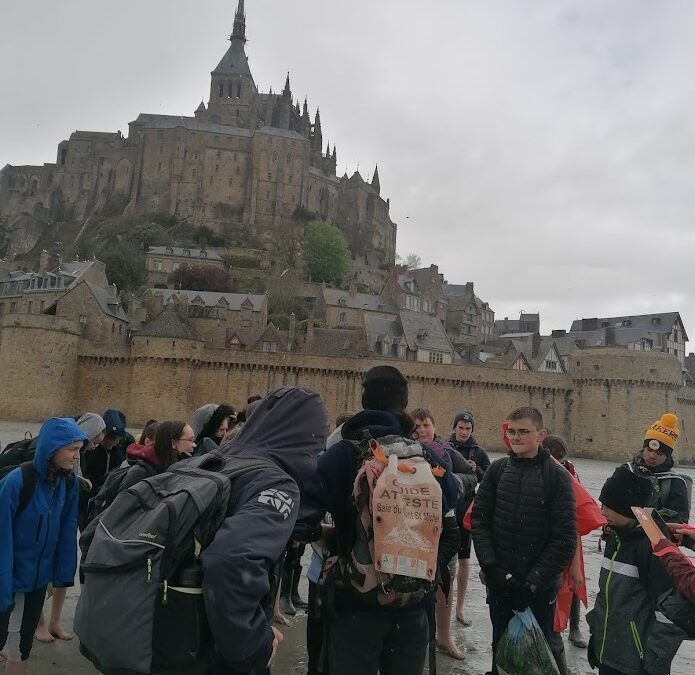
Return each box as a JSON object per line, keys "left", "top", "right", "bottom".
{"left": 0, "top": 462, "right": 38, "bottom": 516}
{"left": 84, "top": 460, "right": 157, "bottom": 530}
{"left": 0, "top": 435, "right": 40, "bottom": 516}
{"left": 657, "top": 588, "right": 695, "bottom": 639}
{"left": 75, "top": 450, "right": 276, "bottom": 675}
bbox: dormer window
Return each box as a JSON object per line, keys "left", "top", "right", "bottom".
{"left": 166, "top": 247, "right": 173, "bottom": 255}
{"left": 622, "top": 320, "right": 632, "bottom": 327}
{"left": 200, "top": 250, "right": 207, "bottom": 258}
{"left": 651, "top": 317, "right": 661, "bottom": 326}
{"left": 184, "top": 249, "right": 190, "bottom": 256}
{"left": 338, "top": 297, "right": 346, "bottom": 306}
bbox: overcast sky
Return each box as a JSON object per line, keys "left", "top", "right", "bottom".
{"left": 1, "top": 0, "right": 694, "bottom": 339}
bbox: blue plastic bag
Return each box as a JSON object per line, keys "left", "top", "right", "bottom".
{"left": 495, "top": 608, "right": 560, "bottom": 675}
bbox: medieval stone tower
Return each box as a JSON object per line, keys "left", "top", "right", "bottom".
{"left": 0, "top": 0, "right": 397, "bottom": 289}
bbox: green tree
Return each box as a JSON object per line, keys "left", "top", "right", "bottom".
{"left": 168, "top": 263, "right": 232, "bottom": 292}
{"left": 100, "top": 245, "right": 146, "bottom": 293}
{"left": 303, "top": 220, "right": 350, "bottom": 284}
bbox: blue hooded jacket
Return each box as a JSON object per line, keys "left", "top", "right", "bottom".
{"left": 0, "top": 417, "right": 87, "bottom": 611}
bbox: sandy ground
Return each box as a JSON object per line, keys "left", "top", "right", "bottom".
{"left": 1, "top": 431, "right": 692, "bottom": 674}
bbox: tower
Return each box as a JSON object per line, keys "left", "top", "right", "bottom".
{"left": 204, "top": 0, "right": 258, "bottom": 127}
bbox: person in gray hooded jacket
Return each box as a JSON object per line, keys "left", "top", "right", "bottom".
{"left": 205, "top": 386, "right": 329, "bottom": 674}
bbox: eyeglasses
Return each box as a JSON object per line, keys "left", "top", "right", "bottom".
{"left": 179, "top": 437, "right": 196, "bottom": 444}
{"left": 506, "top": 429, "right": 534, "bottom": 438}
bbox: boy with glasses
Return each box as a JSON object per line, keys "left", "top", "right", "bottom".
{"left": 472, "top": 406, "right": 577, "bottom": 675}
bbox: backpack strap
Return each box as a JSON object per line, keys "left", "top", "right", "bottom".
{"left": 488, "top": 456, "right": 509, "bottom": 487}
{"left": 541, "top": 454, "right": 558, "bottom": 505}
{"left": 17, "top": 462, "right": 37, "bottom": 517}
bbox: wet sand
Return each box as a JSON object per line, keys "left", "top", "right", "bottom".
{"left": 2, "top": 427, "right": 692, "bottom": 674}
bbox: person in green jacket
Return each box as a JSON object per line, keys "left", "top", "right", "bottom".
{"left": 587, "top": 466, "right": 685, "bottom": 675}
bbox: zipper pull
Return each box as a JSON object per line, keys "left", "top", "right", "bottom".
{"left": 147, "top": 557, "right": 152, "bottom": 583}
{"left": 162, "top": 580, "right": 168, "bottom": 605}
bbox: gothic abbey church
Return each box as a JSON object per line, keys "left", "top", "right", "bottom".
{"left": 0, "top": 1, "right": 397, "bottom": 290}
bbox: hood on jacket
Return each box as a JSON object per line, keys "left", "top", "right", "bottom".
{"left": 341, "top": 409, "right": 406, "bottom": 442}
{"left": 197, "top": 404, "right": 235, "bottom": 444}
{"left": 220, "top": 386, "right": 329, "bottom": 489}
{"left": 103, "top": 409, "right": 126, "bottom": 437}
{"left": 77, "top": 413, "right": 106, "bottom": 444}
{"left": 449, "top": 433, "right": 481, "bottom": 449}
{"left": 126, "top": 442, "right": 161, "bottom": 469}
{"left": 192, "top": 404, "right": 218, "bottom": 438}
{"left": 632, "top": 450, "right": 675, "bottom": 474}
{"left": 34, "top": 417, "right": 88, "bottom": 479}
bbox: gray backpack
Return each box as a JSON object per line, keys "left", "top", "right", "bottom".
{"left": 75, "top": 450, "right": 273, "bottom": 675}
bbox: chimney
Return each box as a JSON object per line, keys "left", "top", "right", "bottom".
{"left": 551, "top": 329, "right": 566, "bottom": 338}
{"left": 305, "top": 317, "right": 315, "bottom": 353}
{"left": 288, "top": 312, "right": 296, "bottom": 351}
{"left": 532, "top": 332, "right": 541, "bottom": 358}
{"left": 465, "top": 282, "right": 474, "bottom": 295}
{"left": 110, "top": 283, "right": 118, "bottom": 298}
{"left": 39, "top": 250, "right": 48, "bottom": 275}
{"left": 349, "top": 283, "right": 357, "bottom": 296}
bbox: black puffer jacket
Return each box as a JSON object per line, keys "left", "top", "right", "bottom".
{"left": 471, "top": 447, "right": 577, "bottom": 591}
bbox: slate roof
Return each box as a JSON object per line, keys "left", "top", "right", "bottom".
{"left": 441, "top": 283, "right": 489, "bottom": 309}
{"left": 212, "top": 38, "right": 252, "bottom": 77}
{"left": 309, "top": 327, "right": 369, "bottom": 358}
{"left": 147, "top": 246, "right": 223, "bottom": 261}
{"left": 399, "top": 309, "right": 453, "bottom": 353}
{"left": 365, "top": 315, "right": 403, "bottom": 351}
{"left": 511, "top": 337, "right": 565, "bottom": 372}
{"left": 227, "top": 323, "right": 287, "bottom": 351}
{"left": 138, "top": 303, "right": 195, "bottom": 340}
{"left": 569, "top": 312, "right": 687, "bottom": 341}
{"left": 322, "top": 288, "right": 398, "bottom": 313}
{"left": 85, "top": 281, "right": 128, "bottom": 322}
{"left": 150, "top": 289, "right": 265, "bottom": 311}
{"left": 133, "top": 114, "right": 254, "bottom": 138}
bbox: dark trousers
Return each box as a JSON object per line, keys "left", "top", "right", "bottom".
{"left": 0, "top": 585, "right": 48, "bottom": 661}
{"left": 487, "top": 587, "right": 556, "bottom": 674}
{"left": 306, "top": 581, "right": 326, "bottom": 675}
{"left": 328, "top": 607, "right": 428, "bottom": 675}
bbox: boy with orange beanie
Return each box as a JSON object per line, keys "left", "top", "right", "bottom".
{"left": 625, "top": 413, "right": 690, "bottom": 523}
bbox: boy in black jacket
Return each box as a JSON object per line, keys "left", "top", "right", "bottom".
{"left": 472, "top": 406, "right": 577, "bottom": 675}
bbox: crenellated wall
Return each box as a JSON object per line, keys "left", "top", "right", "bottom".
{"left": 1, "top": 326, "right": 694, "bottom": 463}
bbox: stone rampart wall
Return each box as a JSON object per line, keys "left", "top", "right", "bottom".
{"left": 1, "top": 327, "right": 694, "bottom": 463}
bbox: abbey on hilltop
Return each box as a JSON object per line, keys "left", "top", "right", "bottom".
{"left": 0, "top": 0, "right": 396, "bottom": 290}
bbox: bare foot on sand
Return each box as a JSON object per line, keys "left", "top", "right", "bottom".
{"left": 456, "top": 612, "right": 472, "bottom": 627}
{"left": 438, "top": 640, "right": 465, "bottom": 660}
{"left": 49, "top": 623, "right": 74, "bottom": 641}
{"left": 273, "top": 611, "right": 290, "bottom": 626}
{"left": 34, "top": 624, "right": 54, "bottom": 643}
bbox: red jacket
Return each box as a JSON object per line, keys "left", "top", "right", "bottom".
{"left": 654, "top": 538, "right": 695, "bottom": 603}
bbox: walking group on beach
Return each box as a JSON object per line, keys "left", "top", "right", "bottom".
{"left": 1, "top": 365, "right": 694, "bottom": 675}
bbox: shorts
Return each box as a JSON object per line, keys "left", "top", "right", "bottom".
{"left": 0, "top": 586, "right": 47, "bottom": 662}
{"left": 458, "top": 527, "right": 472, "bottom": 559}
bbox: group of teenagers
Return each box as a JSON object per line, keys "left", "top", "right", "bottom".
{"left": 0, "top": 364, "right": 694, "bottom": 675}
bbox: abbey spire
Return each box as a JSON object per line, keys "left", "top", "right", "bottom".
{"left": 232, "top": 0, "right": 246, "bottom": 43}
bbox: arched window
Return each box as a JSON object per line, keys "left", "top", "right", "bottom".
{"left": 219, "top": 82, "right": 224, "bottom": 98}
{"left": 236, "top": 83, "right": 241, "bottom": 98}
{"left": 228, "top": 82, "right": 233, "bottom": 98}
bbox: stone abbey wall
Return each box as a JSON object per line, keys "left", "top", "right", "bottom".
{"left": 1, "top": 317, "right": 694, "bottom": 463}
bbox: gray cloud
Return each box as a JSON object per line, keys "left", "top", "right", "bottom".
{"left": 1, "top": 0, "right": 693, "bottom": 339}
